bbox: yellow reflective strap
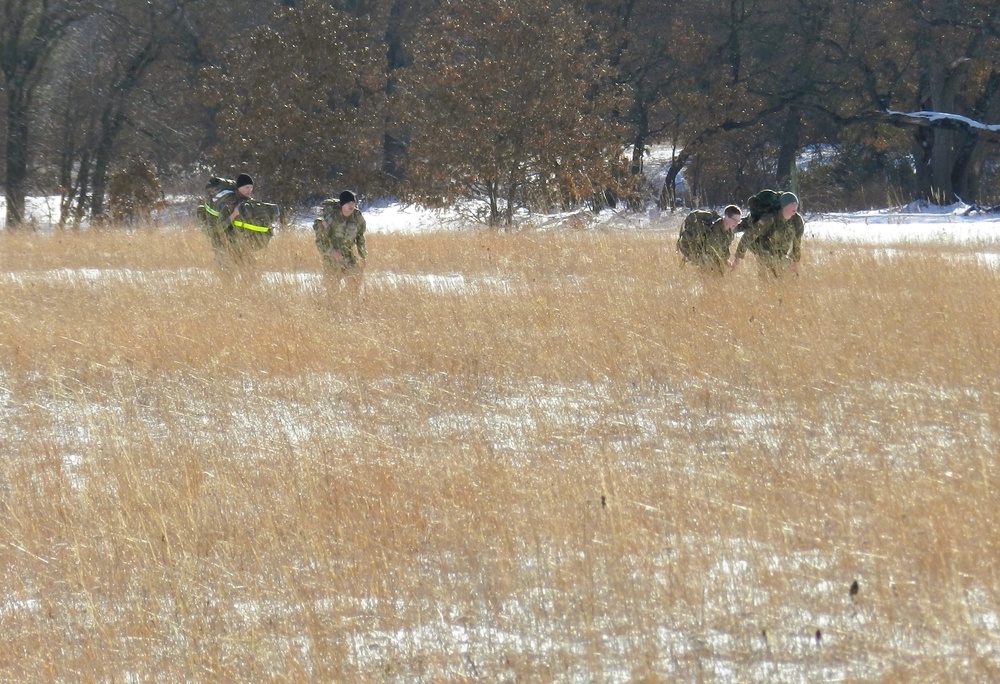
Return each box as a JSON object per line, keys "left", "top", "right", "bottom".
{"left": 233, "top": 219, "right": 270, "bottom": 233}
{"left": 202, "top": 202, "right": 269, "bottom": 232}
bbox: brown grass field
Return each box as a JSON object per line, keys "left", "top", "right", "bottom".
{"left": 0, "top": 219, "right": 998, "bottom": 681}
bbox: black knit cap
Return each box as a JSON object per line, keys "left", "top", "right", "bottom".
{"left": 236, "top": 173, "right": 254, "bottom": 189}
{"left": 339, "top": 190, "right": 357, "bottom": 205}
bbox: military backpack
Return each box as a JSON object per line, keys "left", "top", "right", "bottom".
{"left": 746, "top": 189, "right": 783, "bottom": 223}
{"left": 197, "top": 177, "right": 236, "bottom": 229}
{"left": 677, "top": 209, "right": 721, "bottom": 261}
{"left": 197, "top": 176, "right": 278, "bottom": 250}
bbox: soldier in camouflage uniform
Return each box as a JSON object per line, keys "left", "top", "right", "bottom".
{"left": 314, "top": 190, "right": 367, "bottom": 295}
{"left": 679, "top": 204, "right": 744, "bottom": 276}
{"left": 731, "top": 192, "right": 804, "bottom": 277}
{"left": 210, "top": 173, "right": 259, "bottom": 270}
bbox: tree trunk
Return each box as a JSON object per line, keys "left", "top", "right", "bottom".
{"left": 630, "top": 102, "right": 649, "bottom": 177}
{"left": 90, "top": 127, "right": 116, "bottom": 219}
{"left": 913, "top": 19, "right": 970, "bottom": 203}
{"left": 913, "top": 127, "right": 963, "bottom": 203}
{"left": 775, "top": 105, "right": 801, "bottom": 188}
{"left": 486, "top": 181, "right": 501, "bottom": 227}
{"left": 951, "top": 134, "right": 985, "bottom": 202}
{"left": 658, "top": 148, "right": 691, "bottom": 209}
{"left": 4, "top": 88, "right": 30, "bottom": 227}
{"left": 60, "top": 151, "right": 92, "bottom": 228}
{"left": 72, "top": 159, "right": 93, "bottom": 227}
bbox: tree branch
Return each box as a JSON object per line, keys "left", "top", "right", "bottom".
{"left": 867, "top": 109, "right": 1000, "bottom": 144}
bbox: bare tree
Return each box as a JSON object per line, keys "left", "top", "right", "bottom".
{"left": 587, "top": 0, "right": 708, "bottom": 198}
{"left": 645, "top": 0, "right": 801, "bottom": 206}
{"left": 0, "top": 0, "right": 89, "bottom": 227}
{"left": 42, "top": 1, "right": 202, "bottom": 224}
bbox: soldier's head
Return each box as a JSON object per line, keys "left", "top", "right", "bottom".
{"left": 339, "top": 190, "right": 357, "bottom": 216}
{"left": 780, "top": 192, "right": 799, "bottom": 219}
{"left": 722, "top": 204, "right": 742, "bottom": 232}
{"left": 236, "top": 173, "right": 254, "bottom": 198}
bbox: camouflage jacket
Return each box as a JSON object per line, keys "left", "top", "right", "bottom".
{"left": 734, "top": 210, "right": 804, "bottom": 261}
{"left": 315, "top": 200, "right": 367, "bottom": 259}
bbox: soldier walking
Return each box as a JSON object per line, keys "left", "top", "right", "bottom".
{"left": 314, "top": 190, "right": 367, "bottom": 296}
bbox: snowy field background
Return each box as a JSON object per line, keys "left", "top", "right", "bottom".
{"left": 2, "top": 193, "right": 999, "bottom": 681}
{"left": 7, "top": 190, "right": 1000, "bottom": 242}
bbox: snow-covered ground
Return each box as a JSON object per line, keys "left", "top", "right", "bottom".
{"left": 356, "top": 201, "right": 1000, "bottom": 277}
{"left": 353, "top": 197, "right": 1000, "bottom": 243}
{"left": 3, "top": 193, "right": 1000, "bottom": 680}
{"left": 7, "top": 192, "right": 1000, "bottom": 244}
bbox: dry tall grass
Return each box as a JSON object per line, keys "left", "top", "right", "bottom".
{"left": 0, "top": 221, "right": 998, "bottom": 681}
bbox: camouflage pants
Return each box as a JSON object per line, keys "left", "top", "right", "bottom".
{"left": 321, "top": 251, "right": 364, "bottom": 296}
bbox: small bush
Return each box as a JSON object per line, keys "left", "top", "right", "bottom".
{"left": 107, "top": 158, "right": 167, "bottom": 225}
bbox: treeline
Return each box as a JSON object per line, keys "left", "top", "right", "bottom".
{"left": 3, "top": 0, "right": 1000, "bottom": 227}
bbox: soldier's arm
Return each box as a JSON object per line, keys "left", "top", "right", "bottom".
{"left": 790, "top": 215, "right": 805, "bottom": 262}
{"left": 224, "top": 198, "right": 242, "bottom": 224}
{"left": 734, "top": 213, "right": 771, "bottom": 259}
{"left": 216, "top": 197, "right": 233, "bottom": 225}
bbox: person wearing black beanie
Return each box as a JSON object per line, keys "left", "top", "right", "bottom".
{"left": 204, "top": 171, "right": 272, "bottom": 270}
{"left": 314, "top": 190, "right": 367, "bottom": 297}
{"left": 224, "top": 173, "right": 255, "bottom": 223}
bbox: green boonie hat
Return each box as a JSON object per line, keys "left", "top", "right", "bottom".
{"left": 780, "top": 192, "right": 799, "bottom": 208}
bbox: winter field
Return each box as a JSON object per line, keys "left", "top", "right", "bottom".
{"left": 1, "top": 200, "right": 1000, "bottom": 681}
